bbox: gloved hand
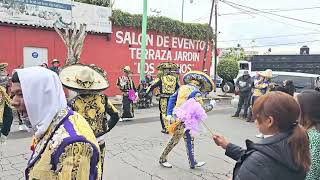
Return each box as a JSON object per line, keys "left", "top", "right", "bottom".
{"left": 166, "top": 115, "right": 175, "bottom": 124}
{"left": 203, "top": 104, "right": 214, "bottom": 112}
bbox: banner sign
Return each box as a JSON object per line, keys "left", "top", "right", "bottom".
{"left": 115, "top": 30, "right": 210, "bottom": 74}
{"left": 0, "top": 0, "right": 111, "bottom": 33}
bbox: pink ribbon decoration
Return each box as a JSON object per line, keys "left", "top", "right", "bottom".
{"left": 174, "top": 98, "right": 207, "bottom": 135}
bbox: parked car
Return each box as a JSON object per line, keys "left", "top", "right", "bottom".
{"left": 211, "top": 75, "right": 223, "bottom": 87}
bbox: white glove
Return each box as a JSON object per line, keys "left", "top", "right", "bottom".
{"left": 166, "top": 115, "right": 175, "bottom": 124}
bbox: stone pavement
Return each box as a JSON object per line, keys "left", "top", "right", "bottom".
{"left": 0, "top": 101, "right": 259, "bottom": 180}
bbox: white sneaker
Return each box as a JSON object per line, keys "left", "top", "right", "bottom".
{"left": 160, "top": 161, "right": 172, "bottom": 168}
{"left": 0, "top": 134, "right": 7, "bottom": 145}
{"left": 195, "top": 161, "right": 206, "bottom": 168}
{"left": 119, "top": 118, "right": 123, "bottom": 122}
{"left": 19, "top": 125, "right": 24, "bottom": 131}
{"left": 255, "top": 134, "right": 264, "bottom": 138}
{"left": 24, "top": 125, "right": 31, "bottom": 132}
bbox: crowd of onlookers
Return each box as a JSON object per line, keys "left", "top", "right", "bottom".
{"left": 229, "top": 69, "right": 319, "bottom": 180}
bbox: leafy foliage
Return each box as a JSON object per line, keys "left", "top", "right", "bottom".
{"left": 74, "top": 0, "right": 110, "bottom": 7}
{"left": 72, "top": 1, "right": 213, "bottom": 41}
{"left": 217, "top": 58, "right": 239, "bottom": 81}
{"left": 111, "top": 10, "right": 214, "bottom": 41}
{"left": 220, "top": 44, "right": 247, "bottom": 61}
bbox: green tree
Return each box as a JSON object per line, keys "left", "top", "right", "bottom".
{"left": 74, "top": 0, "right": 110, "bottom": 7}
{"left": 221, "top": 44, "right": 247, "bottom": 61}
{"left": 217, "top": 57, "right": 239, "bottom": 81}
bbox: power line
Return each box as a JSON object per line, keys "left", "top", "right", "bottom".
{"left": 239, "top": 40, "right": 320, "bottom": 48}
{"left": 219, "top": 6, "right": 320, "bottom": 16}
{"left": 219, "top": 32, "right": 320, "bottom": 42}
{"left": 220, "top": 0, "right": 320, "bottom": 26}
{"left": 220, "top": 0, "right": 320, "bottom": 33}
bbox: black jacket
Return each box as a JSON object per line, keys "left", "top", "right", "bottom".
{"left": 226, "top": 132, "right": 306, "bottom": 180}
{"left": 236, "top": 75, "right": 252, "bottom": 96}
{"left": 274, "top": 84, "right": 295, "bottom": 96}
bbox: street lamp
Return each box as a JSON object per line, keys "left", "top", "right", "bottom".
{"left": 181, "top": 0, "right": 194, "bottom": 22}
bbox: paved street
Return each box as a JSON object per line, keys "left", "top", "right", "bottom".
{"left": 0, "top": 105, "right": 259, "bottom": 180}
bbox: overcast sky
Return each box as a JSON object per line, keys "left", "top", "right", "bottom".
{"left": 114, "top": 0, "right": 320, "bottom": 54}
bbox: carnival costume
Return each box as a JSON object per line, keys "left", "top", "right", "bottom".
{"left": 116, "top": 66, "right": 136, "bottom": 120}
{"left": 159, "top": 71, "right": 214, "bottom": 169}
{"left": 147, "top": 62, "right": 180, "bottom": 133}
{"left": 13, "top": 67, "right": 101, "bottom": 180}
{"left": 0, "top": 63, "right": 13, "bottom": 144}
{"left": 59, "top": 64, "right": 120, "bottom": 175}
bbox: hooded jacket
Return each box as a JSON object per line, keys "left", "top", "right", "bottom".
{"left": 226, "top": 131, "right": 306, "bottom": 180}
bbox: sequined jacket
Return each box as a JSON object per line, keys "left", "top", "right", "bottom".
{"left": 68, "top": 94, "right": 119, "bottom": 143}
{"left": 25, "top": 108, "right": 101, "bottom": 180}
{"left": 166, "top": 84, "right": 213, "bottom": 116}
{"left": 253, "top": 80, "right": 270, "bottom": 97}
{"left": 0, "top": 75, "right": 11, "bottom": 124}
{"left": 147, "top": 74, "right": 180, "bottom": 97}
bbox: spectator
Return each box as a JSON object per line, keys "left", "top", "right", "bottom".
{"left": 314, "top": 77, "right": 320, "bottom": 91}
{"left": 213, "top": 92, "right": 311, "bottom": 180}
{"left": 145, "top": 72, "right": 153, "bottom": 86}
{"left": 296, "top": 90, "right": 320, "bottom": 180}
{"left": 232, "top": 71, "right": 252, "bottom": 118}
{"left": 145, "top": 72, "right": 154, "bottom": 105}
{"left": 49, "top": 59, "right": 61, "bottom": 74}
{"left": 273, "top": 80, "right": 295, "bottom": 96}
{"left": 253, "top": 69, "right": 272, "bottom": 138}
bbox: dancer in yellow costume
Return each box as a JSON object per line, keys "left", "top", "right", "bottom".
{"left": 147, "top": 62, "right": 180, "bottom": 134}
{"left": 59, "top": 64, "right": 119, "bottom": 177}
{"left": 0, "top": 62, "right": 13, "bottom": 145}
{"left": 159, "top": 71, "right": 214, "bottom": 169}
{"left": 10, "top": 67, "right": 101, "bottom": 180}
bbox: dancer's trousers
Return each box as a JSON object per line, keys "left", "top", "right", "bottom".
{"left": 159, "top": 97, "right": 169, "bottom": 130}
{"left": 159, "top": 123, "right": 196, "bottom": 168}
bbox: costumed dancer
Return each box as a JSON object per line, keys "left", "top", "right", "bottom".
{"left": 116, "top": 66, "right": 136, "bottom": 121}
{"left": 0, "top": 63, "right": 13, "bottom": 145}
{"left": 159, "top": 71, "right": 214, "bottom": 169}
{"left": 146, "top": 62, "right": 180, "bottom": 134}
{"left": 59, "top": 64, "right": 120, "bottom": 174}
{"left": 11, "top": 67, "right": 101, "bottom": 179}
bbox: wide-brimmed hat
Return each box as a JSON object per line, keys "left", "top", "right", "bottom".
{"left": 157, "top": 62, "right": 179, "bottom": 71}
{"left": 59, "top": 64, "right": 109, "bottom": 91}
{"left": 0, "top": 63, "right": 8, "bottom": 73}
{"left": 258, "top": 69, "right": 272, "bottom": 78}
{"left": 52, "top": 59, "right": 60, "bottom": 64}
{"left": 122, "top": 66, "right": 132, "bottom": 73}
{"left": 183, "top": 71, "right": 214, "bottom": 92}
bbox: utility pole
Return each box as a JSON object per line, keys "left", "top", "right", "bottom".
{"left": 213, "top": 1, "right": 218, "bottom": 92}
{"left": 181, "top": 0, "right": 193, "bottom": 22}
{"left": 140, "top": 0, "right": 148, "bottom": 81}
{"left": 201, "top": 0, "right": 215, "bottom": 71}
{"left": 181, "top": 0, "right": 185, "bottom": 22}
